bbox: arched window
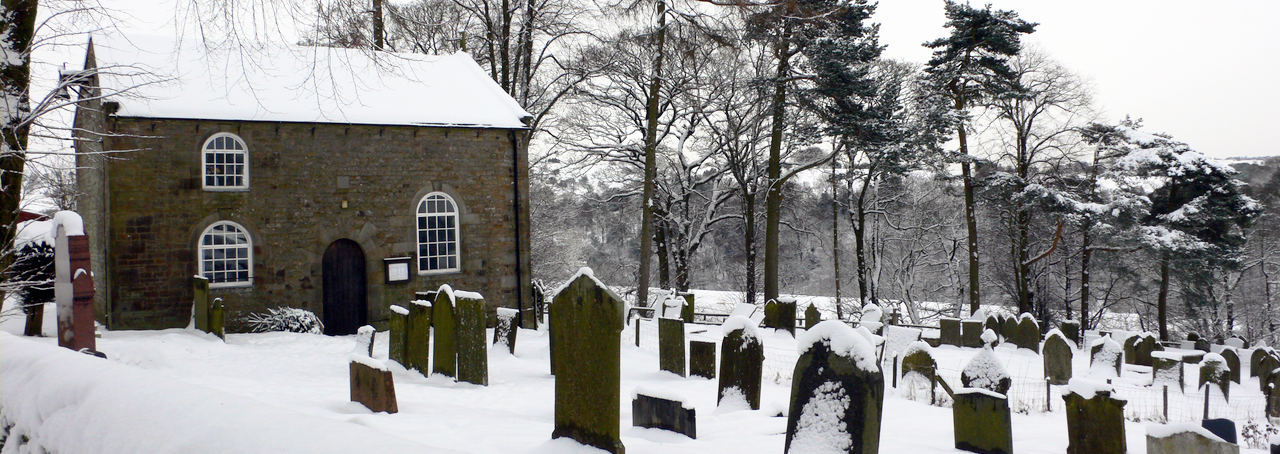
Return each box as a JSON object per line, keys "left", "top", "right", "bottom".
{"left": 199, "top": 221, "right": 252, "bottom": 286}
{"left": 416, "top": 192, "right": 459, "bottom": 273}
{"left": 203, "top": 133, "right": 249, "bottom": 190}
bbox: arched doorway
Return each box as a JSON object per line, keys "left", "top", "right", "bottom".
{"left": 322, "top": 239, "right": 367, "bottom": 335}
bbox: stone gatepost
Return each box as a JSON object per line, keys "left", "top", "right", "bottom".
{"left": 406, "top": 299, "right": 432, "bottom": 375}
{"left": 54, "top": 213, "right": 95, "bottom": 352}
{"left": 953, "top": 389, "right": 1013, "bottom": 454}
{"left": 388, "top": 305, "right": 409, "bottom": 365}
{"left": 1063, "top": 379, "right": 1127, "bottom": 454}
{"left": 455, "top": 290, "right": 488, "bottom": 386}
{"left": 785, "top": 320, "right": 883, "bottom": 454}
{"left": 961, "top": 320, "right": 984, "bottom": 348}
{"left": 805, "top": 304, "right": 821, "bottom": 330}
{"left": 1014, "top": 314, "right": 1040, "bottom": 353}
{"left": 659, "top": 317, "right": 687, "bottom": 377}
{"left": 1043, "top": 331, "right": 1074, "bottom": 385}
{"left": 550, "top": 269, "right": 625, "bottom": 454}
{"left": 940, "top": 318, "right": 961, "bottom": 347}
{"left": 718, "top": 316, "right": 764, "bottom": 410}
{"left": 689, "top": 340, "right": 716, "bottom": 379}
{"left": 494, "top": 307, "right": 519, "bottom": 355}
{"left": 1219, "top": 347, "right": 1241, "bottom": 384}
{"left": 432, "top": 288, "right": 457, "bottom": 378}
{"left": 350, "top": 355, "right": 398, "bottom": 414}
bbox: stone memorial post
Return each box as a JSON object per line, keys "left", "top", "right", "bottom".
{"left": 785, "top": 320, "right": 883, "bottom": 454}
{"left": 54, "top": 214, "right": 96, "bottom": 352}
{"left": 805, "top": 304, "right": 821, "bottom": 330}
{"left": 659, "top": 317, "right": 687, "bottom": 377}
{"left": 1063, "top": 379, "right": 1127, "bottom": 454}
{"left": 1043, "top": 331, "right": 1074, "bottom": 385}
{"left": 689, "top": 340, "right": 716, "bottom": 379}
{"left": 718, "top": 316, "right": 764, "bottom": 410}
{"left": 455, "top": 291, "right": 489, "bottom": 386}
{"left": 406, "top": 299, "right": 432, "bottom": 375}
{"left": 940, "top": 318, "right": 961, "bottom": 347}
{"left": 193, "top": 276, "right": 210, "bottom": 332}
{"left": 432, "top": 288, "right": 458, "bottom": 378}
{"left": 388, "top": 305, "right": 409, "bottom": 365}
{"left": 494, "top": 307, "right": 519, "bottom": 354}
{"left": 679, "top": 292, "right": 695, "bottom": 323}
{"left": 551, "top": 270, "right": 625, "bottom": 454}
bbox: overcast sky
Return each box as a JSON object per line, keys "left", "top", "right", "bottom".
{"left": 874, "top": 0, "right": 1280, "bottom": 159}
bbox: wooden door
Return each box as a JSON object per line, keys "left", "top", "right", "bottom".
{"left": 323, "top": 239, "right": 367, "bottom": 335}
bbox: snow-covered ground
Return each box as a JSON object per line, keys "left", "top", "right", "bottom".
{"left": 2, "top": 303, "right": 1272, "bottom": 453}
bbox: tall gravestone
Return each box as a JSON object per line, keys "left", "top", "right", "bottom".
{"left": 1001, "top": 316, "right": 1018, "bottom": 345}
{"left": 551, "top": 270, "right": 625, "bottom": 454}
{"left": 659, "top": 317, "right": 687, "bottom": 377}
{"left": 805, "top": 304, "right": 821, "bottom": 330}
{"left": 983, "top": 314, "right": 1002, "bottom": 340}
{"left": 763, "top": 299, "right": 779, "bottom": 329}
{"left": 679, "top": 292, "right": 696, "bottom": 324}
{"left": 54, "top": 214, "right": 95, "bottom": 352}
{"left": 776, "top": 297, "right": 797, "bottom": 337}
{"left": 354, "top": 325, "right": 376, "bottom": 356}
{"left": 455, "top": 291, "right": 489, "bottom": 386}
{"left": 1090, "top": 336, "right": 1123, "bottom": 378}
{"left": 209, "top": 298, "right": 225, "bottom": 340}
{"left": 1063, "top": 381, "right": 1127, "bottom": 454}
{"left": 388, "top": 305, "right": 409, "bottom": 365}
{"left": 494, "top": 307, "right": 519, "bottom": 354}
{"left": 1060, "top": 320, "right": 1081, "bottom": 346}
{"left": 1251, "top": 348, "right": 1272, "bottom": 377}
{"left": 940, "top": 318, "right": 961, "bottom": 347}
{"left": 689, "top": 340, "right": 716, "bottom": 379}
{"left": 1014, "top": 314, "right": 1040, "bottom": 353}
{"left": 1043, "top": 331, "right": 1074, "bottom": 385}
{"left": 1219, "top": 347, "right": 1241, "bottom": 384}
{"left": 785, "top": 320, "right": 883, "bottom": 454}
{"left": 432, "top": 289, "right": 458, "bottom": 378}
{"left": 718, "top": 316, "right": 764, "bottom": 410}
{"left": 193, "top": 276, "right": 210, "bottom": 332}
{"left": 1260, "top": 354, "right": 1280, "bottom": 393}
{"left": 406, "top": 299, "right": 432, "bottom": 375}
{"left": 1136, "top": 334, "right": 1160, "bottom": 367}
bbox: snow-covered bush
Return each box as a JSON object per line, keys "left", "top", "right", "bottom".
{"left": 961, "top": 342, "right": 1011, "bottom": 395}
{"left": 245, "top": 307, "right": 324, "bottom": 334}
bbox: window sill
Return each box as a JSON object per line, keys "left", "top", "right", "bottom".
{"left": 418, "top": 269, "right": 462, "bottom": 276}
{"left": 203, "top": 187, "right": 250, "bottom": 193}
{"left": 209, "top": 282, "right": 254, "bottom": 289}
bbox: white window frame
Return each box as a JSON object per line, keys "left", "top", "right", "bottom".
{"left": 416, "top": 192, "right": 461, "bottom": 274}
{"left": 202, "top": 132, "right": 249, "bottom": 191}
{"left": 199, "top": 221, "right": 253, "bottom": 288}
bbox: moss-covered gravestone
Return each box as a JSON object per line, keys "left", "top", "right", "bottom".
{"left": 659, "top": 317, "right": 687, "bottom": 377}
{"left": 350, "top": 355, "right": 398, "bottom": 414}
{"left": 953, "top": 389, "right": 1013, "bottom": 454}
{"left": 776, "top": 297, "right": 797, "bottom": 337}
{"left": 388, "top": 305, "right": 409, "bottom": 365}
{"left": 679, "top": 292, "right": 695, "bottom": 324}
{"left": 209, "top": 298, "right": 225, "bottom": 340}
{"left": 494, "top": 307, "right": 519, "bottom": 355}
{"left": 406, "top": 299, "right": 432, "bottom": 375}
{"left": 785, "top": 320, "right": 883, "bottom": 454}
{"left": 551, "top": 269, "right": 625, "bottom": 454}
{"left": 689, "top": 340, "right": 715, "bottom": 379}
{"left": 901, "top": 342, "right": 939, "bottom": 404}
{"left": 1090, "top": 336, "right": 1124, "bottom": 378}
{"left": 1063, "top": 380, "right": 1127, "bottom": 454}
{"left": 763, "top": 299, "right": 779, "bottom": 329}
{"left": 940, "top": 318, "right": 961, "bottom": 346}
{"left": 805, "top": 304, "right": 821, "bottom": 330}
{"left": 961, "top": 320, "right": 984, "bottom": 348}
{"left": 455, "top": 291, "right": 489, "bottom": 386}
{"left": 1199, "top": 353, "right": 1230, "bottom": 401}
{"left": 718, "top": 316, "right": 764, "bottom": 410}
{"left": 1219, "top": 347, "right": 1240, "bottom": 384}
{"left": 1013, "top": 314, "right": 1040, "bottom": 353}
{"left": 1060, "top": 320, "right": 1081, "bottom": 346}
{"left": 1123, "top": 335, "right": 1141, "bottom": 365}
{"left": 1152, "top": 352, "right": 1185, "bottom": 392}
{"left": 1043, "top": 331, "right": 1074, "bottom": 385}
{"left": 432, "top": 288, "right": 457, "bottom": 378}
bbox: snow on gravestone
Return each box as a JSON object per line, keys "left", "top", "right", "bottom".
{"left": 1013, "top": 313, "right": 1040, "bottom": 353}
{"left": 1146, "top": 422, "right": 1238, "bottom": 454}
{"left": 984, "top": 314, "right": 1002, "bottom": 341}
{"left": 960, "top": 330, "right": 1011, "bottom": 395}
{"left": 388, "top": 304, "right": 409, "bottom": 366}
{"left": 1090, "top": 335, "right": 1124, "bottom": 379}
{"left": 1062, "top": 378, "right": 1127, "bottom": 454}
{"left": 785, "top": 320, "right": 883, "bottom": 454}
{"left": 1250, "top": 347, "right": 1273, "bottom": 378}
{"left": 550, "top": 268, "right": 625, "bottom": 454}
{"left": 432, "top": 287, "right": 458, "bottom": 378}
{"left": 1219, "top": 347, "right": 1241, "bottom": 384}
{"left": 776, "top": 297, "right": 798, "bottom": 336}
{"left": 452, "top": 288, "right": 488, "bottom": 386}
{"left": 1001, "top": 315, "right": 1019, "bottom": 346}
{"left": 1060, "top": 320, "right": 1081, "bottom": 346}
{"left": 1043, "top": 329, "right": 1074, "bottom": 386}
{"left": 678, "top": 292, "right": 696, "bottom": 324}
{"left": 405, "top": 299, "right": 432, "bottom": 375}
{"left": 350, "top": 353, "right": 398, "bottom": 414}
{"left": 899, "top": 341, "right": 940, "bottom": 404}
{"left": 631, "top": 386, "right": 697, "bottom": 439}
{"left": 353, "top": 325, "right": 375, "bottom": 357}
{"left": 659, "top": 316, "right": 687, "bottom": 377}
{"left": 1152, "top": 351, "right": 1186, "bottom": 392}
{"left": 860, "top": 304, "right": 884, "bottom": 335}
{"left": 52, "top": 211, "right": 95, "bottom": 352}
{"left": 494, "top": 307, "right": 519, "bottom": 354}
{"left": 1199, "top": 353, "right": 1230, "bottom": 401}
{"left": 882, "top": 325, "right": 922, "bottom": 361}
{"left": 718, "top": 316, "right": 764, "bottom": 411}
{"left": 661, "top": 296, "right": 686, "bottom": 320}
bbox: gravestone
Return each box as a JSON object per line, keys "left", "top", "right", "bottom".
{"left": 953, "top": 389, "right": 1013, "bottom": 454}
{"left": 531, "top": 279, "right": 547, "bottom": 328}
{"left": 776, "top": 297, "right": 797, "bottom": 337}
{"left": 883, "top": 325, "right": 922, "bottom": 360}
{"left": 961, "top": 320, "right": 984, "bottom": 348}
{"left": 1146, "top": 425, "right": 1238, "bottom": 454}
{"left": 1123, "top": 336, "right": 1141, "bottom": 365}
{"left": 350, "top": 356, "right": 398, "bottom": 413}
{"left": 1136, "top": 334, "right": 1161, "bottom": 367}
{"left": 354, "top": 325, "right": 375, "bottom": 356}
{"left": 679, "top": 292, "right": 695, "bottom": 324}
{"left": 193, "top": 276, "right": 210, "bottom": 332}
{"left": 1061, "top": 320, "right": 1081, "bottom": 346}
{"left": 659, "top": 317, "right": 687, "bottom": 377}
{"left": 1063, "top": 380, "right": 1127, "bottom": 454}
{"left": 209, "top": 298, "right": 225, "bottom": 340}
{"left": 1200, "top": 353, "right": 1230, "bottom": 401}
{"left": 632, "top": 392, "right": 696, "bottom": 439}
{"left": 550, "top": 270, "right": 625, "bottom": 454}
{"left": 940, "top": 318, "right": 961, "bottom": 347}
{"left": 1090, "top": 336, "right": 1124, "bottom": 378}
{"left": 1201, "top": 418, "right": 1237, "bottom": 445}
{"left": 1043, "top": 331, "right": 1074, "bottom": 385}
{"left": 54, "top": 214, "right": 96, "bottom": 352}
{"left": 1187, "top": 332, "right": 1201, "bottom": 342}
{"left": 455, "top": 292, "right": 488, "bottom": 386}
{"left": 1266, "top": 371, "right": 1280, "bottom": 419}
{"left": 660, "top": 296, "right": 684, "bottom": 319}
{"left": 1152, "top": 352, "right": 1185, "bottom": 392}
{"left": 718, "top": 316, "right": 764, "bottom": 410}
{"left": 1220, "top": 347, "right": 1241, "bottom": 383}
{"left": 1195, "top": 338, "right": 1213, "bottom": 353}
{"left": 763, "top": 300, "right": 779, "bottom": 329}
{"left": 785, "top": 320, "right": 883, "bottom": 454}
{"left": 984, "top": 314, "right": 1002, "bottom": 341}
{"left": 1251, "top": 348, "right": 1272, "bottom": 377}
{"left": 432, "top": 289, "right": 458, "bottom": 378}
{"left": 689, "top": 340, "right": 715, "bottom": 379}
{"left": 494, "top": 307, "right": 519, "bottom": 355}
{"left": 900, "top": 342, "right": 939, "bottom": 404}
{"left": 1001, "top": 316, "right": 1018, "bottom": 345}
{"left": 1259, "top": 354, "right": 1280, "bottom": 393}
{"left": 961, "top": 331, "right": 1010, "bottom": 395}
{"left": 1014, "top": 314, "right": 1040, "bottom": 353}
{"left": 388, "top": 305, "right": 408, "bottom": 365}
{"left": 805, "top": 304, "right": 821, "bottom": 330}
{"left": 405, "top": 299, "right": 432, "bottom": 375}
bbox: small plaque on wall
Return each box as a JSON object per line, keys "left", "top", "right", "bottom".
{"left": 384, "top": 257, "right": 412, "bottom": 284}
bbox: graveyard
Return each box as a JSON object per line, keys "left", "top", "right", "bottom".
{"left": 4, "top": 270, "right": 1277, "bottom": 453}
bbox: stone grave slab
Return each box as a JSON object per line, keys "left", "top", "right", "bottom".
{"left": 953, "top": 389, "right": 1013, "bottom": 454}
{"left": 1063, "top": 380, "right": 1127, "bottom": 454}
{"left": 940, "top": 318, "right": 961, "bottom": 347}
{"left": 455, "top": 293, "right": 489, "bottom": 386}
{"left": 1043, "top": 332, "right": 1074, "bottom": 385}
{"left": 659, "top": 317, "right": 687, "bottom": 377}
{"left": 689, "top": 340, "right": 716, "bottom": 379}
{"left": 632, "top": 392, "right": 696, "bottom": 439}
{"left": 350, "top": 356, "right": 398, "bottom": 413}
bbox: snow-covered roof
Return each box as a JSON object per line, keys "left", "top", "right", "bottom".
{"left": 86, "top": 33, "right": 531, "bottom": 129}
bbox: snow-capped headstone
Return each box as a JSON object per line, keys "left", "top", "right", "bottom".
{"left": 953, "top": 388, "right": 1013, "bottom": 454}
{"left": 1200, "top": 353, "right": 1230, "bottom": 401}
{"left": 659, "top": 317, "right": 687, "bottom": 377}
{"left": 961, "top": 330, "right": 1011, "bottom": 395}
{"left": 454, "top": 290, "right": 488, "bottom": 386}
{"left": 192, "top": 276, "right": 210, "bottom": 332}
{"left": 785, "top": 320, "right": 884, "bottom": 454}
{"left": 776, "top": 297, "right": 798, "bottom": 336}
{"left": 805, "top": 304, "right": 821, "bottom": 329}
{"left": 1139, "top": 334, "right": 1161, "bottom": 366}
{"left": 494, "top": 307, "right": 519, "bottom": 354}
{"left": 689, "top": 340, "right": 715, "bottom": 379}
{"left": 1043, "top": 330, "right": 1074, "bottom": 385}
{"left": 432, "top": 288, "right": 458, "bottom": 378}
{"left": 631, "top": 390, "right": 697, "bottom": 439}
{"left": 1220, "top": 347, "right": 1241, "bottom": 384}
{"left": 1013, "top": 313, "right": 1040, "bottom": 352}
{"left": 1146, "top": 422, "right": 1237, "bottom": 454}
{"left": 1195, "top": 338, "right": 1213, "bottom": 353}
{"left": 961, "top": 320, "right": 984, "bottom": 348}
{"left": 900, "top": 342, "right": 939, "bottom": 404}
{"left": 388, "top": 305, "right": 409, "bottom": 365}
{"left": 1060, "top": 320, "right": 1081, "bottom": 346}
{"left": 1152, "top": 352, "right": 1185, "bottom": 392}
{"left": 1062, "top": 378, "right": 1127, "bottom": 454}
{"left": 54, "top": 213, "right": 95, "bottom": 352}
{"left": 405, "top": 299, "right": 432, "bottom": 375}
{"left": 1090, "top": 335, "right": 1123, "bottom": 378}
{"left": 349, "top": 355, "right": 398, "bottom": 414}
{"left": 940, "top": 317, "right": 961, "bottom": 347}
{"left": 354, "top": 325, "right": 375, "bottom": 356}
{"left": 1001, "top": 316, "right": 1018, "bottom": 345}
{"left": 661, "top": 296, "right": 685, "bottom": 320}
{"left": 679, "top": 292, "right": 696, "bottom": 323}
{"left": 762, "top": 299, "right": 779, "bottom": 329}
{"left": 718, "top": 316, "right": 764, "bottom": 410}
{"left": 550, "top": 269, "right": 625, "bottom": 454}
{"left": 983, "top": 314, "right": 1002, "bottom": 340}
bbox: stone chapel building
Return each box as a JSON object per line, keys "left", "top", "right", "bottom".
{"left": 73, "top": 34, "right": 534, "bottom": 334}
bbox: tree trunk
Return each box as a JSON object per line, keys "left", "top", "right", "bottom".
{"left": 1158, "top": 250, "right": 1171, "bottom": 341}
{"left": 852, "top": 185, "right": 868, "bottom": 308}
{"left": 656, "top": 218, "right": 670, "bottom": 289}
{"left": 956, "top": 108, "right": 980, "bottom": 316}
{"left": 372, "top": 0, "right": 385, "bottom": 51}
{"left": 832, "top": 158, "right": 841, "bottom": 320}
{"left": 635, "top": 0, "right": 667, "bottom": 311}
{"left": 1016, "top": 208, "right": 1031, "bottom": 315}
{"left": 763, "top": 22, "right": 791, "bottom": 304}
{"left": 0, "top": 0, "right": 39, "bottom": 272}
{"left": 743, "top": 191, "right": 757, "bottom": 306}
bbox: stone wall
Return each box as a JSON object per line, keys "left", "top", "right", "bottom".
{"left": 77, "top": 116, "right": 532, "bottom": 331}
